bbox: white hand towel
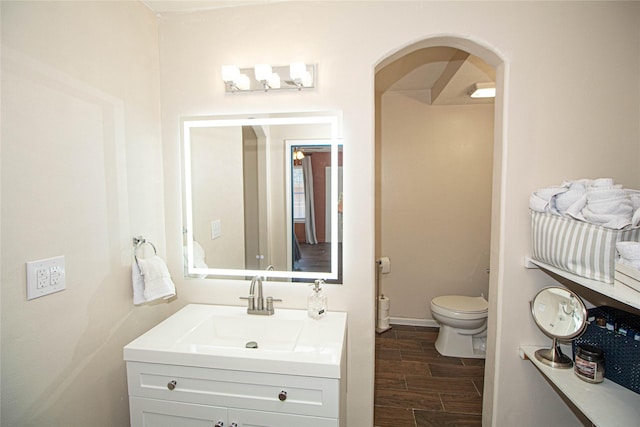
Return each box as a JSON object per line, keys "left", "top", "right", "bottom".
{"left": 138, "top": 255, "right": 176, "bottom": 302}
{"left": 590, "top": 178, "right": 615, "bottom": 188}
{"left": 131, "top": 262, "right": 146, "bottom": 306}
{"left": 582, "top": 196, "right": 634, "bottom": 229}
{"left": 555, "top": 181, "right": 587, "bottom": 215}
{"left": 529, "top": 185, "right": 568, "bottom": 215}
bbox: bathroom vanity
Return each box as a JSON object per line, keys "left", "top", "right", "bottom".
{"left": 124, "top": 304, "right": 347, "bottom": 427}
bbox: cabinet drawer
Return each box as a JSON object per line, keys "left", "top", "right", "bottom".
{"left": 229, "top": 407, "right": 338, "bottom": 427}
{"left": 130, "top": 396, "right": 226, "bottom": 427}
{"left": 130, "top": 397, "right": 338, "bottom": 427}
{"left": 127, "top": 362, "right": 340, "bottom": 418}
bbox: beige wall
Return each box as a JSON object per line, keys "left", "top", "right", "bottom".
{"left": 0, "top": 2, "right": 638, "bottom": 427}
{"left": 158, "top": 2, "right": 640, "bottom": 427}
{"left": 191, "top": 127, "right": 246, "bottom": 269}
{"left": 1, "top": 2, "right": 173, "bottom": 426}
{"left": 379, "top": 92, "right": 494, "bottom": 321}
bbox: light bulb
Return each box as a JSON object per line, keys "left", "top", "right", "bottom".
{"left": 254, "top": 64, "right": 273, "bottom": 82}
{"left": 221, "top": 65, "right": 240, "bottom": 82}
{"left": 235, "top": 74, "right": 250, "bottom": 91}
{"left": 289, "top": 62, "right": 307, "bottom": 82}
{"left": 267, "top": 73, "right": 281, "bottom": 89}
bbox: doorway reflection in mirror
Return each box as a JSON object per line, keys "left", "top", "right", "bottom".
{"left": 288, "top": 142, "right": 343, "bottom": 283}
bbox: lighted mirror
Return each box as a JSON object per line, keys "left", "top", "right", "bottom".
{"left": 182, "top": 112, "right": 342, "bottom": 282}
{"left": 530, "top": 286, "right": 588, "bottom": 368}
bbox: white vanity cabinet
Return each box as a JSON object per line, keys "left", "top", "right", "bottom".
{"left": 123, "top": 305, "right": 347, "bottom": 427}
{"left": 126, "top": 361, "right": 341, "bottom": 427}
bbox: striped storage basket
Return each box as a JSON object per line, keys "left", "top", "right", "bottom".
{"left": 531, "top": 210, "right": 640, "bottom": 283}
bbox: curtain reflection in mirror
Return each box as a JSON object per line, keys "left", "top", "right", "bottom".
{"left": 302, "top": 156, "right": 318, "bottom": 244}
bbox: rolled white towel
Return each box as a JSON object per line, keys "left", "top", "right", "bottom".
{"left": 579, "top": 179, "right": 634, "bottom": 228}
{"left": 537, "top": 185, "right": 568, "bottom": 200}
{"left": 529, "top": 185, "right": 568, "bottom": 215}
{"left": 555, "top": 181, "right": 587, "bottom": 215}
{"left": 529, "top": 193, "right": 551, "bottom": 213}
{"left": 590, "top": 178, "right": 615, "bottom": 188}
{"left": 582, "top": 197, "right": 634, "bottom": 229}
{"left": 628, "top": 190, "right": 640, "bottom": 207}
{"left": 617, "top": 241, "right": 640, "bottom": 260}
{"left": 587, "top": 195, "right": 632, "bottom": 213}
{"left": 138, "top": 255, "right": 176, "bottom": 302}
{"left": 586, "top": 187, "right": 626, "bottom": 202}
{"left": 619, "top": 258, "right": 640, "bottom": 270}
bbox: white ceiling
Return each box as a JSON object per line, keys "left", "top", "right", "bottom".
{"left": 376, "top": 47, "right": 495, "bottom": 105}
{"left": 143, "top": 1, "right": 495, "bottom": 105}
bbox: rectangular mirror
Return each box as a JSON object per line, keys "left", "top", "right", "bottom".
{"left": 182, "top": 112, "right": 342, "bottom": 282}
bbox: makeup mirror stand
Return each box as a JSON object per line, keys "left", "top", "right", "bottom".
{"left": 530, "top": 286, "right": 588, "bottom": 370}
{"left": 534, "top": 337, "right": 573, "bottom": 368}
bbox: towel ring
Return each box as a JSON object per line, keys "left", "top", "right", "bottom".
{"left": 133, "top": 236, "right": 157, "bottom": 269}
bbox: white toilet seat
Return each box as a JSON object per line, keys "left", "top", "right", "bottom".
{"left": 431, "top": 295, "right": 488, "bottom": 319}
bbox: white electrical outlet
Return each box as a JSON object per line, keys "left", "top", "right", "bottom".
{"left": 26, "top": 255, "right": 66, "bottom": 300}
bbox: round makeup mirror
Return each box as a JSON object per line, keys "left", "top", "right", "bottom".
{"left": 530, "top": 286, "right": 588, "bottom": 368}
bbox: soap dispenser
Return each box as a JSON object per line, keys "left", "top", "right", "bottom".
{"left": 308, "top": 279, "right": 327, "bottom": 320}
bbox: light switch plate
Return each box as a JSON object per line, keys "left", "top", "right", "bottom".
{"left": 211, "top": 219, "right": 222, "bottom": 240}
{"left": 26, "top": 255, "right": 66, "bottom": 300}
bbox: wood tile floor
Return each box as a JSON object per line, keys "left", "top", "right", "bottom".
{"left": 374, "top": 325, "right": 484, "bottom": 427}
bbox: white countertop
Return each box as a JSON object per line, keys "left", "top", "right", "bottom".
{"left": 124, "top": 304, "right": 347, "bottom": 378}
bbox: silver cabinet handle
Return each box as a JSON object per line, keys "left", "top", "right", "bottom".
{"left": 214, "top": 422, "right": 224, "bottom": 427}
{"left": 167, "top": 380, "right": 177, "bottom": 391}
{"left": 278, "top": 390, "right": 287, "bottom": 401}
{"left": 230, "top": 424, "right": 238, "bottom": 427}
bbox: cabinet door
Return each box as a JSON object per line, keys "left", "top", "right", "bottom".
{"left": 228, "top": 408, "right": 338, "bottom": 427}
{"left": 130, "top": 397, "right": 227, "bottom": 427}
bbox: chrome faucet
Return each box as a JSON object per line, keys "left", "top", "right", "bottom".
{"left": 244, "top": 274, "right": 281, "bottom": 315}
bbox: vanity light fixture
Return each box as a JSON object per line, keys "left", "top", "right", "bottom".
{"left": 468, "top": 82, "right": 496, "bottom": 98}
{"left": 222, "top": 65, "right": 251, "bottom": 92}
{"left": 289, "top": 62, "right": 313, "bottom": 89}
{"left": 222, "top": 63, "right": 315, "bottom": 93}
{"left": 254, "top": 64, "right": 282, "bottom": 91}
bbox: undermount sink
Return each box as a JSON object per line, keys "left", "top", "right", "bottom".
{"left": 124, "top": 304, "right": 347, "bottom": 377}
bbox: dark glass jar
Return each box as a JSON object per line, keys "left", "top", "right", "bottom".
{"left": 574, "top": 344, "right": 605, "bottom": 383}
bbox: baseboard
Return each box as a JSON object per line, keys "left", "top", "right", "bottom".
{"left": 389, "top": 317, "right": 439, "bottom": 328}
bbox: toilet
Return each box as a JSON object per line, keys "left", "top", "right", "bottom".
{"left": 430, "top": 295, "right": 488, "bottom": 359}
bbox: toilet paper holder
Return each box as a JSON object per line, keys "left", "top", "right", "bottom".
{"left": 375, "top": 256, "right": 392, "bottom": 333}
{"left": 377, "top": 257, "right": 391, "bottom": 274}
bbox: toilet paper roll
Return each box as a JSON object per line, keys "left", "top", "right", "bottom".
{"left": 378, "top": 257, "right": 391, "bottom": 274}
{"left": 378, "top": 296, "right": 390, "bottom": 324}
{"left": 378, "top": 317, "right": 390, "bottom": 330}
{"left": 378, "top": 295, "right": 390, "bottom": 311}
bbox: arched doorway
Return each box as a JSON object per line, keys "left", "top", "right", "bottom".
{"left": 373, "top": 36, "right": 505, "bottom": 426}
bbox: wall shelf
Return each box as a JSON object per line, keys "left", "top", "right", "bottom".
{"left": 520, "top": 345, "right": 640, "bottom": 426}
{"left": 525, "top": 257, "right": 640, "bottom": 311}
